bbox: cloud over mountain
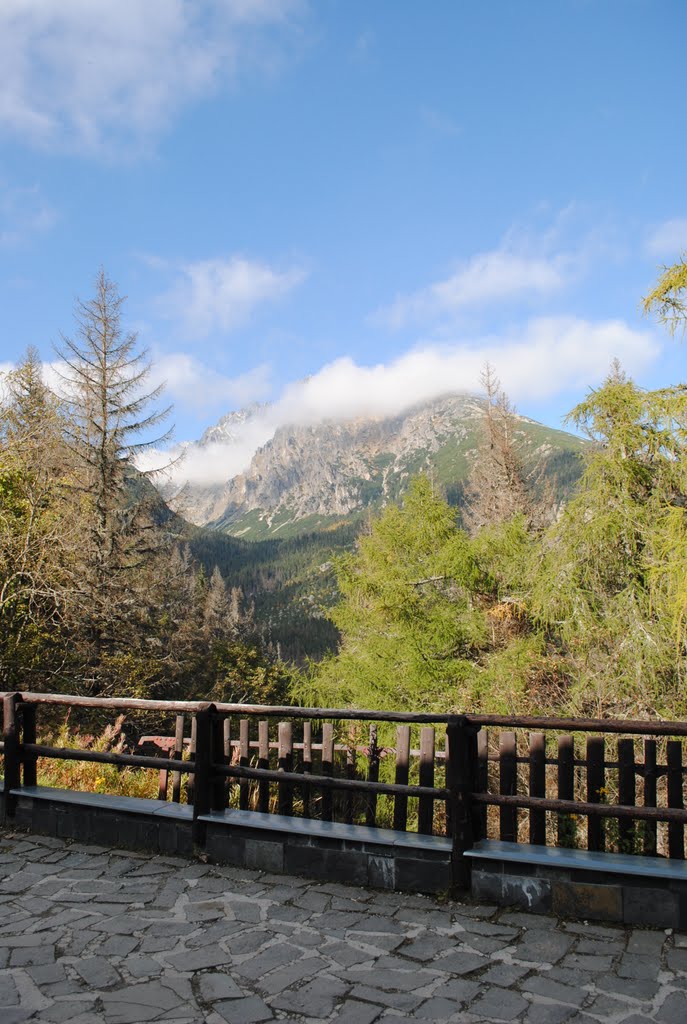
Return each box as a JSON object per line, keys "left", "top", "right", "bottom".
{"left": 144, "top": 313, "right": 660, "bottom": 487}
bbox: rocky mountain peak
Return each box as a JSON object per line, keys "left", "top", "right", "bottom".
{"left": 165, "top": 392, "right": 584, "bottom": 539}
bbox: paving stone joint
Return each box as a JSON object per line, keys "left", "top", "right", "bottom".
{"left": 0, "top": 828, "right": 684, "bottom": 1023}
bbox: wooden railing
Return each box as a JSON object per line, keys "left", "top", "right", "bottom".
{"left": 3, "top": 692, "right": 687, "bottom": 886}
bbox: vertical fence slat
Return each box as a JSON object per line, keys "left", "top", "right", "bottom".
{"left": 476, "top": 728, "right": 488, "bottom": 841}
{"left": 278, "top": 721, "right": 293, "bottom": 816}
{"left": 157, "top": 768, "right": 168, "bottom": 801}
{"left": 499, "top": 732, "right": 517, "bottom": 843}
{"left": 22, "top": 703, "right": 37, "bottom": 788}
{"left": 171, "top": 714, "right": 184, "bottom": 804}
{"left": 667, "top": 740, "right": 684, "bottom": 860}
{"left": 557, "top": 735, "right": 575, "bottom": 847}
{"left": 258, "top": 720, "right": 270, "bottom": 813}
{"left": 417, "top": 726, "right": 436, "bottom": 836}
{"left": 393, "top": 725, "right": 411, "bottom": 832}
{"left": 186, "top": 715, "right": 197, "bottom": 805}
{"left": 223, "top": 718, "right": 232, "bottom": 807}
{"left": 192, "top": 704, "right": 215, "bottom": 845}
{"left": 643, "top": 739, "right": 657, "bottom": 857}
{"left": 618, "top": 738, "right": 636, "bottom": 854}
{"left": 344, "top": 730, "right": 356, "bottom": 825}
{"left": 529, "top": 732, "right": 546, "bottom": 847}
{"left": 321, "top": 723, "right": 334, "bottom": 821}
{"left": 239, "top": 719, "right": 250, "bottom": 811}
{"left": 366, "top": 724, "right": 379, "bottom": 827}
{"left": 302, "top": 721, "right": 312, "bottom": 820}
{"left": 586, "top": 736, "right": 605, "bottom": 852}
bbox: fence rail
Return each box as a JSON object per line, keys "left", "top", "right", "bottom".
{"left": 3, "top": 692, "right": 687, "bottom": 885}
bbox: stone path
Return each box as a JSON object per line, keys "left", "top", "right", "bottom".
{"left": 0, "top": 830, "right": 685, "bottom": 1024}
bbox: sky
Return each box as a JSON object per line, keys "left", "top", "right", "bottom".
{"left": 1, "top": 0, "right": 686, "bottom": 485}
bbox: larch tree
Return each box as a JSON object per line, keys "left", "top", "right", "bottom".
{"left": 463, "top": 363, "right": 531, "bottom": 532}
{"left": 303, "top": 475, "right": 490, "bottom": 713}
{"left": 54, "top": 270, "right": 173, "bottom": 692}
{"left": 0, "top": 348, "right": 79, "bottom": 688}
{"left": 526, "top": 362, "right": 687, "bottom": 716}
{"left": 643, "top": 254, "right": 687, "bottom": 336}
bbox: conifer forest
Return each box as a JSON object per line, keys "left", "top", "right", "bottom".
{"left": 2, "top": 260, "right": 687, "bottom": 722}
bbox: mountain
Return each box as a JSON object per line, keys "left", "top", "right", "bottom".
{"left": 160, "top": 393, "right": 587, "bottom": 663}
{"left": 168, "top": 393, "right": 585, "bottom": 539}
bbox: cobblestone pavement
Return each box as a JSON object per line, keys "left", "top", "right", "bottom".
{"left": 0, "top": 831, "right": 685, "bottom": 1024}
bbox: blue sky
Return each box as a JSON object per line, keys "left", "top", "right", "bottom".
{"left": 1, "top": 0, "right": 686, "bottom": 481}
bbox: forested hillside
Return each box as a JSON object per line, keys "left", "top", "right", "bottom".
{"left": 298, "top": 253, "right": 687, "bottom": 720}
{"left": 0, "top": 272, "right": 290, "bottom": 704}
{"left": 2, "top": 260, "right": 686, "bottom": 720}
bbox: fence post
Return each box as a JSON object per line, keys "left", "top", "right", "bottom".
{"left": 22, "top": 701, "right": 37, "bottom": 788}
{"left": 192, "top": 703, "right": 216, "bottom": 848}
{"left": 211, "top": 713, "right": 226, "bottom": 811}
{"left": 446, "top": 715, "right": 480, "bottom": 893}
{"left": 3, "top": 692, "right": 23, "bottom": 817}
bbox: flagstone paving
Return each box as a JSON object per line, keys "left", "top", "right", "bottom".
{"left": 0, "top": 829, "right": 684, "bottom": 1023}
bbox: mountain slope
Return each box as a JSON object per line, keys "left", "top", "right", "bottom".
{"left": 170, "top": 393, "right": 585, "bottom": 539}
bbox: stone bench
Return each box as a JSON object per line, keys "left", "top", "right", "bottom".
{"left": 5, "top": 785, "right": 453, "bottom": 893}
{"left": 466, "top": 838, "right": 687, "bottom": 928}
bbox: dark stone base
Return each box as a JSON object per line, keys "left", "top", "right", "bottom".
{"left": 12, "top": 793, "right": 195, "bottom": 857}
{"left": 203, "top": 821, "right": 451, "bottom": 893}
{"left": 472, "top": 859, "right": 687, "bottom": 929}
{"left": 3, "top": 786, "right": 452, "bottom": 895}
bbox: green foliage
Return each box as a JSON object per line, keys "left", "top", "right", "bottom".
{"left": 306, "top": 348, "right": 687, "bottom": 719}
{"left": 643, "top": 255, "right": 687, "bottom": 335}
{"left": 0, "top": 289, "right": 287, "bottom": 704}
{"left": 525, "top": 366, "right": 687, "bottom": 716}
{"left": 301, "top": 477, "right": 491, "bottom": 713}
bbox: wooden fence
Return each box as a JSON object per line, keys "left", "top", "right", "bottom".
{"left": 3, "top": 692, "right": 687, "bottom": 886}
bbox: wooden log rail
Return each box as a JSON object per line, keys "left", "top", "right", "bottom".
{"left": 0, "top": 692, "right": 459, "bottom": 842}
{"left": 3, "top": 692, "right": 687, "bottom": 885}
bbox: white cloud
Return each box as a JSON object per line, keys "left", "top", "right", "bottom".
{"left": 0, "top": 181, "right": 58, "bottom": 246}
{"left": 156, "top": 315, "right": 659, "bottom": 487}
{"left": 646, "top": 219, "right": 687, "bottom": 258}
{"left": 372, "top": 208, "right": 611, "bottom": 331}
{"left": 149, "top": 350, "right": 272, "bottom": 409}
{"left": 157, "top": 257, "right": 307, "bottom": 337}
{"left": 0, "top": 0, "right": 305, "bottom": 155}
{"left": 374, "top": 249, "right": 571, "bottom": 330}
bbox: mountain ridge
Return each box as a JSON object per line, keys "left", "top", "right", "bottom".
{"left": 166, "top": 392, "right": 586, "bottom": 539}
